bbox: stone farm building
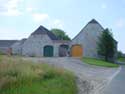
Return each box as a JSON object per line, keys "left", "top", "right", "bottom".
{"left": 0, "top": 40, "right": 17, "bottom": 54}
{"left": 0, "top": 19, "right": 117, "bottom": 58}
{"left": 12, "top": 26, "right": 70, "bottom": 57}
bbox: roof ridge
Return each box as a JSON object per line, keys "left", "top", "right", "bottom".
{"left": 31, "top": 25, "right": 59, "bottom": 40}
{"left": 88, "top": 19, "right": 99, "bottom": 24}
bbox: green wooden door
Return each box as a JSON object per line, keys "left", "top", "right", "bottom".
{"left": 44, "top": 46, "right": 53, "bottom": 57}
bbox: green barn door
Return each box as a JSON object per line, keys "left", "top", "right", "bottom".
{"left": 44, "top": 46, "right": 53, "bottom": 57}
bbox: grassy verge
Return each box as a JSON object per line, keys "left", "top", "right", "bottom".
{"left": 82, "top": 57, "right": 119, "bottom": 68}
{"left": 118, "top": 58, "right": 125, "bottom": 62}
{"left": 0, "top": 56, "right": 77, "bottom": 94}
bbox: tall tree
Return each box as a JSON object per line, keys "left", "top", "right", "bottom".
{"left": 51, "top": 29, "right": 71, "bottom": 40}
{"left": 97, "top": 28, "right": 116, "bottom": 62}
{"left": 117, "top": 51, "right": 123, "bottom": 58}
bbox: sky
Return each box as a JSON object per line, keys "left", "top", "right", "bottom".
{"left": 0, "top": 0, "right": 125, "bottom": 53}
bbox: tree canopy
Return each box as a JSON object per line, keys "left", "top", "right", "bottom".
{"left": 51, "top": 29, "right": 71, "bottom": 40}
{"left": 97, "top": 28, "right": 116, "bottom": 62}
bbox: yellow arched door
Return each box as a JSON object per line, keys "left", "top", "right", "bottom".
{"left": 71, "top": 45, "right": 83, "bottom": 57}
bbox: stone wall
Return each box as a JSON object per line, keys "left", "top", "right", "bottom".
{"left": 11, "top": 41, "right": 22, "bottom": 55}
{"left": 21, "top": 34, "right": 68, "bottom": 57}
{"left": 22, "top": 35, "right": 52, "bottom": 56}
{"left": 11, "top": 34, "right": 70, "bottom": 57}
{"left": 71, "top": 23, "right": 104, "bottom": 58}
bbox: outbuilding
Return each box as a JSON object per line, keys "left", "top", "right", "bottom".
{"left": 12, "top": 26, "right": 70, "bottom": 57}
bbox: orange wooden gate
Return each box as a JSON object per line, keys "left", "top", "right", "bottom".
{"left": 71, "top": 45, "right": 83, "bottom": 57}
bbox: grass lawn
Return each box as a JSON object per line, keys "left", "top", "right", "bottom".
{"left": 82, "top": 57, "right": 119, "bottom": 68}
{"left": 118, "top": 58, "right": 125, "bottom": 62}
{"left": 0, "top": 56, "right": 77, "bottom": 94}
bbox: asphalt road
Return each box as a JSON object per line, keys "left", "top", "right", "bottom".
{"left": 23, "top": 57, "right": 119, "bottom": 94}
{"left": 103, "top": 65, "right": 125, "bottom": 94}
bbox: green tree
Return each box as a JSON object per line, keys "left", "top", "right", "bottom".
{"left": 51, "top": 29, "right": 71, "bottom": 40}
{"left": 97, "top": 28, "right": 116, "bottom": 62}
{"left": 117, "top": 51, "right": 123, "bottom": 58}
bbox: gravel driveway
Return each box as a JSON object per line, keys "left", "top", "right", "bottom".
{"left": 23, "top": 57, "right": 120, "bottom": 94}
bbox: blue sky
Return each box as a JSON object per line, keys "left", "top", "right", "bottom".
{"left": 0, "top": 0, "right": 125, "bottom": 53}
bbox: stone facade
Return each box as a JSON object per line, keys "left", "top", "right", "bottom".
{"left": 11, "top": 19, "right": 117, "bottom": 58}
{"left": 22, "top": 35, "right": 60, "bottom": 57}
{"left": 71, "top": 19, "right": 104, "bottom": 58}
{"left": 11, "top": 26, "right": 69, "bottom": 57}
{"left": 11, "top": 39, "right": 26, "bottom": 55}
{"left": 21, "top": 35, "right": 69, "bottom": 57}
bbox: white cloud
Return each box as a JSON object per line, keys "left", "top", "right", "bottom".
{"left": 2, "top": 9, "right": 22, "bottom": 16}
{"left": 115, "top": 18, "right": 125, "bottom": 28}
{"left": 32, "top": 13, "right": 49, "bottom": 23}
{"left": 26, "top": 7, "right": 33, "bottom": 12}
{"left": 101, "top": 3, "right": 107, "bottom": 9}
{"left": 52, "top": 19, "right": 64, "bottom": 29}
{"left": 0, "top": 0, "right": 23, "bottom": 16}
{"left": 0, "top": 27, "right": 30, "bottom": 40}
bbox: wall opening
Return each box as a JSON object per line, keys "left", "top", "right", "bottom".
{"left": 59, "top": 45, "right": 69, "bottom": 57}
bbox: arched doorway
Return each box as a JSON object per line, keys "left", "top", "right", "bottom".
{"left": 59, "top": 45, "right": 69, "bottom": 57}
{"left": 71, "top": 45, "right": 83, "bottom": 57}
{"left": 44, "top": 45, "right": 53, "bottom": 57}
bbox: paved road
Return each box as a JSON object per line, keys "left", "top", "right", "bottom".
{"left": 23, "top": 57, "right": 119, "bottom": 94}
{"left": 24, "top": 57, "right": 118, "bottom": 80}
{"left": 103, "top": 65, "right": 125, "bottom": 94}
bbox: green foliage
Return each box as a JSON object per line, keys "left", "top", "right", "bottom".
{"left": 51, "top": 28, "right": 71, "bottom": 40}
{"left": 97, "top": 28, "right": 116, "bottom": 62}
{"left": 82, "top": 57, "right": 119, "bottom": 67}
{"left": 117, "top": 51, "right": 123, "bottom": 58}
{"left": 118, "top": 58, "right": 125, "bottom": 62}
{"left": 0, "top": 56, "right": 76, "bottom": 94}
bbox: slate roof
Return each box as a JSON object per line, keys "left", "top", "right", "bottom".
{"left": 20, "top": 38, "right": 27, "bottom": 45}
{"left": 0, "top": 40, "right": 17, "bottom": 47}
{"left": 88, "top": 19, "right": 99, "bottom": 24}
{"left": 31, "top": 25, "right": 59, "bottom": 40}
